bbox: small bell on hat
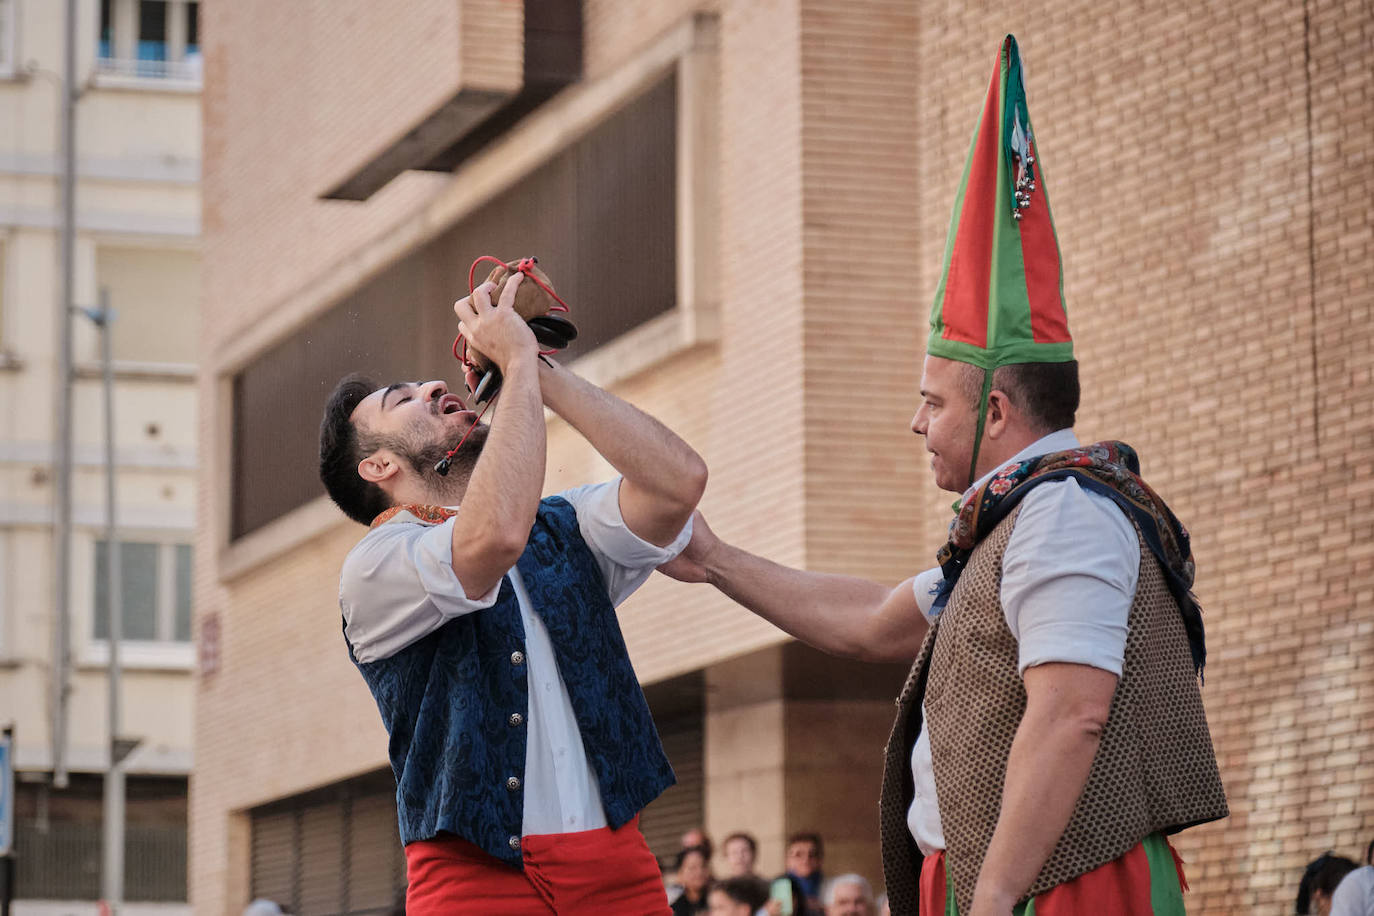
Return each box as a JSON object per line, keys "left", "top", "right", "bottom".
{"left": 926, "top": 35, "right": 1074, "bottom": 483}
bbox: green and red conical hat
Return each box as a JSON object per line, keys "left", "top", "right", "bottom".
{"left": 927, "top": 35, "right": 1072, "bottom": 371}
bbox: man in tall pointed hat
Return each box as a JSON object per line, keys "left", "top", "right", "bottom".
{"left": 659, "top": 35, "right": 1227, "bottom": 915}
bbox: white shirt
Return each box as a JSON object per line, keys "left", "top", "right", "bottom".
{"left": 1332, "top": 866, "right": 1374, "bottom": 916}
{"left": 906, "top": 430, "right": 1140, "bottom": 854}
{"left": 339, "top": 478, "right": 691, "bottom": 837}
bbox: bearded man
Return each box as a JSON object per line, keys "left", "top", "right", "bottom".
{"left": 659, "top": 36, "right": 1226, "bottom": 916}
{"left": 318, "top": 272, "right": 706, "bottom": 915}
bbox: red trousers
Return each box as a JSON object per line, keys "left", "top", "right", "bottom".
{"left": 405, "top": 816, "right": 671, "bottom": 915}
{"left": 918, "top": 834, "right": 1189, "bottom": 915}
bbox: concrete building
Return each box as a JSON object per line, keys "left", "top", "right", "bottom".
{"left": 193, "top": 2, "right": 1372, "bottom": 914}
{"left": 0, "top": 0, "right": 200, "bottom": 910}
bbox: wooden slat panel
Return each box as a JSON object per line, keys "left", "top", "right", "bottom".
{"left": 346, "top": 793, "right": 403, "bottom": 912}
{"left": 298, "top": 803, "right": 345, "bottom": 914}
{"left": 249, "top": 810, "right": 297, "bottom": 908}
{"left": 638, "top": 713, "right": 704, "bottom": 864}
{"left": 231, "top": 71, "right": 676, "bottom": 540}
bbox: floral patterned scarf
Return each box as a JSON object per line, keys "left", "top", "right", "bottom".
{"left": 932, "top": 441, "right": 1206, "bottom": 676}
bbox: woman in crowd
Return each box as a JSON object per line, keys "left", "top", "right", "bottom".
{"left": 672, "top": 845, "right": 713, "bottom": 915}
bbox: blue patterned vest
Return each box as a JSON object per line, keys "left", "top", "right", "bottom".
{"left": 344, "top": 496, "right": 675, "bottom": 867}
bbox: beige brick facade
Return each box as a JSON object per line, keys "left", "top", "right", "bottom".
{"left": 196, "top": 2, "right": 1372, "bottom": 913}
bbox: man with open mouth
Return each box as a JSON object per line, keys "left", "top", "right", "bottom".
{"left": 318, "top": 271, "right": 707, "bottom": 914}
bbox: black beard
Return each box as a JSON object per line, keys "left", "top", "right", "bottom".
{"left": 401, "top": 423, "right": 489, "bottom": 489}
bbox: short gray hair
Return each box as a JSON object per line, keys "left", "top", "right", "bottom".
{"left": 821, "top": 873, "right": 873, "bottom": 906}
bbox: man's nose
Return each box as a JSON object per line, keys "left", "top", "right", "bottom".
{"left": 911, "top": 408, "right": 926, "bottom": 435}
{"left": 420, "top": 380, "right": 447, "bottom": 402}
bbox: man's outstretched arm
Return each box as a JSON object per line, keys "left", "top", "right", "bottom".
{"left": 658, "top": 512, "right": 929, "bottom": 663}
{"left": 538, "top": 359, "right": 707, "bottom": 547}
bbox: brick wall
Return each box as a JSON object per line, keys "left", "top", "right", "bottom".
{"left": 898, "top": 3, "right": 1373, "bottom": 910}
{"left": 196, "top": 0, "right": 1373, "bottom": 911}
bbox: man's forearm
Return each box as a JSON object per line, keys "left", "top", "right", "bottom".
{"left": 539, "top": 360, "right": 704, "bottom": 501}
{"left": 970, "top": 666, "right": 1116, "bottom": 913}
{"left": 539, "top": 360, "right": 705, "bottom": 545}
{"left": 450, "top": 356, "right": 546, "bottom": 576}
{"left": 701, "top": 541, "right": 924, "bottom": 662}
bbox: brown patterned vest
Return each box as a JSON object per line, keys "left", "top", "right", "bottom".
{"left": 878, "top": 505, "right": 1228, "bottom": 916}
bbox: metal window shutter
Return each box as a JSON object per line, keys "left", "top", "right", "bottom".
{"left": 249, "top": 809, "right": 297, "bottom": 907}
{"left": 346, "top": 792, "right": 403, "bottom": 911}
{"left": 637, "top": 713, "right": 704, "bottom": 863}
{"left": 297, "top": 802, "right": 345, "bottom": 914}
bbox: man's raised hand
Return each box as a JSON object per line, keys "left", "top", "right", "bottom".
{"left": 453, "top": 273, "right": 537, "bottom": 372}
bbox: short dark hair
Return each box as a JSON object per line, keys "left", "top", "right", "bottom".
{"left": 675, "top": 844, "right": 709, "bottom": 871}
{"left": 957, "top": 360, "right": 1080, "bottom": 434}
{"left": 723, "top": 831, "right": 757, "bottom": 856}
{"left": 319, "top": 374, "right": 392, "bottom": 526}
{"left": 786, "top": 831, "right": 823, "bottom": 857}
{"left": 1309, "top": 854, "right": 1358, "bottom": 895}
{"left": 713, "top": 876, "right": 769, "bottom": 909}
{"left": 1297, "top": 852, "right": 1359, "bottom": 913}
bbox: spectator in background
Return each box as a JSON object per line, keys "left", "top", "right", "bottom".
{"left": 785, "top": 832, "right": 825, "bottom": 912}
{"left": 684, "top": 827, "right": 716, "bottom": 862}
{"left": 672, "top": 845, "right": 713, "bottom": 916}
{"left": 709, "top": 876, "right": 771, "bottom": 916}
{"left": 821, "top": 874, "right": 873, "bottom": 916}
{"left": 765, "top": 873, "right": 816, "bottom": 916}
{"left": 1300, "top": 854, "right": 1359, "bottom": 915}
{"left": 669, "top": 829, "right": 716, "bottom": 905}
{"left": 242, "top": 902, "right": 285, "bottom": 916}
{"left": 724, "top": 831, "right": 761, "bottom": 879}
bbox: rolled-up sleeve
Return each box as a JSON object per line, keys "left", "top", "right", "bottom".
{"left": 340, "top": 518, "right": 501, "bottom": 663}
{"left": 911, "top": 567, "right": 945, "bottom": 623}
{"left": 1001, "top": 478, "right": 1140, "bottom": 677}
{"left": 558, "top": 479, "right": 692, "bottom": 606}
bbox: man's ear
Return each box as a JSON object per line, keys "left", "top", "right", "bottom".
{"left": 358, "top": 451, "right": 400, "bottom": 486}
{"left": 984, "top": 388, "right": 1011, "bottom": 438}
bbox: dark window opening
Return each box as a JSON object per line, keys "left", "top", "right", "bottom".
{"left": 638, "top": 670, "right": 704, "bottom": 864}
{"left": 137, "top": 0, "right": 166, "bottom": 61}
{"left": 186, "top": 1, "right": 199, "bottom": 52}
{"left": 249, "top": 769, "right": 405, "bottom": 916}
{"left": 14, "top": 774, "right": 188, "bottom": 902}
{"left": 229, "top": 72, "right": 677, "bottom": 540}
{"left": 99, "top": 0, "right": 113, "bottom": 54}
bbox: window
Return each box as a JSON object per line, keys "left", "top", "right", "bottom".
{"left": 0, "top": 0, "right": 16, "bottom": 78}
{"left": 98, "top": 0, "right": 200, "bottom": 82}
{"left": 137, "top": 0, "right": 166, "bottom": 65}
{"left": 15, "top": 774, "right": 188, "bottom": 902}
{"left": 93, "top": 540, "right": 192, "bottom": 644}
{"left": 250, "top": 770, "right": 405, "bottom": 916}
{"left": 93, "top": 245, "right": 200, "bottom": 365}
{"left": 638, "top": 672, "right": 704, "bottom": 861}
{"left": 229, "top": 72, "right": 677, "bottom": 540}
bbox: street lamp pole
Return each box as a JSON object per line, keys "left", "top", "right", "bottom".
{"left": 50, "top": 0, "right": 80, "bottom": 793}
{"left": 79, "top": 291, "right": 125, "bottom": 915}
